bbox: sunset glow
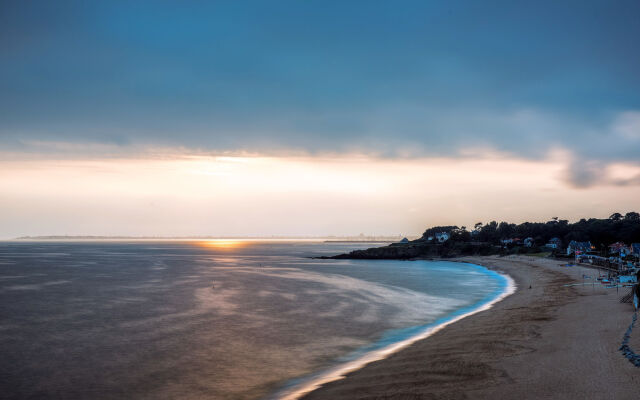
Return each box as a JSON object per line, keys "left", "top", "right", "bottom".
{"left": 197, "top": 240, "right": 249, "bottom": 250}
{"left": 2, "top": 151, "right": 639, "bottom": 239}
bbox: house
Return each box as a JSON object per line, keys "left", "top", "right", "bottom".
{"left": 567, "top": 240, "right": 592, "bottom": 255}
{"left": 398, "top": 237, "right": 409, "bottom": 244}
{"left": 524, "top": 237, "right": 534, "bottom": 247}
{"left": 435, "top": 232, "right": 449, "bottom": 243}
{"left": 545, "top": 237, "right": 562, "bottom": 249}
{"left": 619, "top": 275, "right": 638, "bottom": 284}
{"left": 609, "top": 242, "right": 629, "bottom": 257}
{"left": 501, "top": 238, "right": 525, "bottom": 246}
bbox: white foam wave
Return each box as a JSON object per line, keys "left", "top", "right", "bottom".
{"left": 274, "top": 271, "right": 516, "bottom": 400}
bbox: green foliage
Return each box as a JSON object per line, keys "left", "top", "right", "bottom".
{"left": 421, "top": 226, "right": 460, "bottom": 238}
{"left": 422, "top": 213, "right": 640, "bottom": 247}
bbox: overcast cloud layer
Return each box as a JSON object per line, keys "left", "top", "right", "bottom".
{"left": 1, "top": 1, "right": 639, "bottom": 186}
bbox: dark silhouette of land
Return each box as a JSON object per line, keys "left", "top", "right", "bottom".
{"left": 326, "top": 212, "right": 640, "bottom": 259}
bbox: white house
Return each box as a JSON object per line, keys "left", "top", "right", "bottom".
{"left": 545, "top": 237, "right": 562, "bottom": 249}
{"left": 435, "top": 232, "right": 449, "bottom": 243}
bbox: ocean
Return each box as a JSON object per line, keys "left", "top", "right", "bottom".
{"left": 0, "top": 240, "right": 509, "bottom": 399}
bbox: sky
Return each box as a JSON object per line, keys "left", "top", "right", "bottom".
{"left": 1, "top": 1, "right": 640, "bottom": 238}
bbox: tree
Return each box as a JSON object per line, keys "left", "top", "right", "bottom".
{"left": 421, "top": 226, "right": 459, "bottom": 239}
{"left": 609, "top": 212, "right": 623, "bottom": 221}
{"left": 497, "top": 221, "right": 515, "bottom": 238}
{"left": 418, "top": 211, "right": 640, "bottom": 250}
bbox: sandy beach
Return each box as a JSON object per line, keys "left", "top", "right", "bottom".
{"left": 301, "top": 255, "right": 639, "bottom": 399}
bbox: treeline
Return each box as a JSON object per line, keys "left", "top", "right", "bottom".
{"left": 422, "top": 212, "right": 640, "bottom": 249}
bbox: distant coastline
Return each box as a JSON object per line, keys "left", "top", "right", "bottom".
{"left": 322, "top": 213, "right": 640, "bottom": 261}
{"left": 14, "top": 235, "right": 416, "bottom": 242}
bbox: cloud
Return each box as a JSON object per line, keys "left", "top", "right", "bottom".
{"left": 613, "top": 111, "right": 640, "bottom": 140}
{"left": 611, "top": 173, "right": 640, "bottom": 187}
{"left": 555, "top": 111, "right": 640, "bottom": 187}
{"left": 3, "top": 107, "right": 640, "bottom": 190}
{"left": 1, "top": 1, "right": 639, "bottom": 188}
{"left": 564, "top": 159, "right": 605, "bottom": 188}
{"left": 2, "top": 107, "right": 636, "bottom": 157}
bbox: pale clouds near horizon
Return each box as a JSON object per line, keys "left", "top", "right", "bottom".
{"left": 2, "top": 153, "right": 639, "bottom": 238}
{"left": 7, "top": 107, "right": 640, "bottom": 188}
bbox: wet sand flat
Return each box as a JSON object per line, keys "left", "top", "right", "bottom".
{"left": 302, "top": 255, "right": 639, "bottom": 400}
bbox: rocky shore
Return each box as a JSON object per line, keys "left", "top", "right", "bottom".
{"left": 321, "top": 240, "right": 498, "bottom": 259}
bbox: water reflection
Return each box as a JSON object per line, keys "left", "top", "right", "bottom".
{"left": 0, "top": 241, "right": 502, "bottom": 400}
{"left": 197, "top": 239, "right": 249, "bottom": 250}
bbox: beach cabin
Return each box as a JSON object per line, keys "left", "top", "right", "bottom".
{"left": 545, "top": 237, "right": 562, "bottom": 249}
{"left": 619, "top": 275, "right": 638, "bottom": 284}
{"left": 567, "top": 240, "right": 592, "bottom": 256}
{"left": 609, "top": 242, "right": 630, "bottom": 257}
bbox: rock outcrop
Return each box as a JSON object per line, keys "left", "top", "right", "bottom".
{"left": 321, "top": 240, "right": 500, "bottom": 260}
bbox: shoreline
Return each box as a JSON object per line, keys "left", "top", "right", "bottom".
{"left": 270, "top": 263, "right": 517, "bottom": 400}
{"left": 300, "top": 255, "right": 638, "bottom": 399}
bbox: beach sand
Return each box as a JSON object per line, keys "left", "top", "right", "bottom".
{"left": 301, "top": 255, "right": 639, "bottom": 399}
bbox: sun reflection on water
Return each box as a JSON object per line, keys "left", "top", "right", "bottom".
{"left": 197, "top": 240, "right": 249, "bottom": 250}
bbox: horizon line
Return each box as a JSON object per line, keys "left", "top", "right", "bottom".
{"left": 9, "top": 234, "right": 417, "bottom": 241}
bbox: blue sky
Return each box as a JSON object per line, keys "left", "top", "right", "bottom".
{"left": 2, "top": 1, "right": 639, "bottom": 168}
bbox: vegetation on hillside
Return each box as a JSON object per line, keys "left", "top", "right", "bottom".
{"left": 333, "top": 213, "right": 640, "bottom": 260}
{"left": 423, "top": 212, "right": 640, "bottom": 249}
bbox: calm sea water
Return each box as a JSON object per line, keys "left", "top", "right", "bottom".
{"left": 0, "top": 241, "right": 505, "bottom": 399}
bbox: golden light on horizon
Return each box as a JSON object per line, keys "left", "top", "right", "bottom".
{"left": 197, "top": 240, "right": 249, "bottom": 250}
{"left": 1, "top": 151, "right": 640, "bottom": 239}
